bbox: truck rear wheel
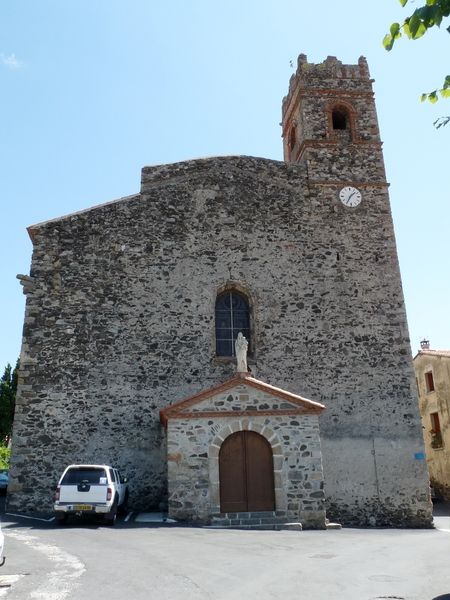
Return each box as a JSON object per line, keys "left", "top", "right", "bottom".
{"left": 55, "top": 513, "right": 68, "bottom": 525}
{"left": 104, "top": 499, "right": 118, "bottom": 526}
{"left": 118, "top": 491, "right": 129, "bottom": 515}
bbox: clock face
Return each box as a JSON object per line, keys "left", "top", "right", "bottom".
{"left": 339, "top": 186, "right": 362, "bottom": 208}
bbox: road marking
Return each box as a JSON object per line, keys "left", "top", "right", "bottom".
{"left": 134, "top": 512, "right": 175, "bottom": 523}
{"left": 5, "top": 513, "right": 55, "bottom": 523}
{"left": 124, "top": 511, "right": 133, "bottom": 522}
{"left": 5, "top": 530, "right": 85, "bottom": 599}
{"left": 0, "top": 575, "right": 24, "bottom": 597}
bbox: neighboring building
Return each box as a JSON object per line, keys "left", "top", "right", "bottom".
{"left": 8, "top": 54, "right": 432, "bottom": 528}
{"left": 414, "top": 340, "right": 450, "bottom": 500}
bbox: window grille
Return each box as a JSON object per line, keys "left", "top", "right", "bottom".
{"left": 215, "top": 291, "right": 250, "bottom": 357}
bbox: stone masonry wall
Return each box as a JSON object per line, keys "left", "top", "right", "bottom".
{"left": 166, "top": 410, "right": 325, "bottom": 529}
{"left": 281, "top": 55, "right": 432, "bottom": 527}
{"left": 8, "top": 154, "right": 431, "bottom": 526}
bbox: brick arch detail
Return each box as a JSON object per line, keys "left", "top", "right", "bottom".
{"left": 326, "top": 100, "right": 358, "bottom": 141}
{"left": 208, "top": 420, "right": 285, "bottom": 514}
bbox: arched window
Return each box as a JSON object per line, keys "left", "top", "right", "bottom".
{"left": 332, "top": 108, "right": 348, "bottom": 130}
{"left": 215, "top": 291, "right": 250, "bottom": 357}
{"left": 289, "top": 125, "right": 296, "bottom": 150}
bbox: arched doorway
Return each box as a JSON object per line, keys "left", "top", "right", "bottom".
{"left": 219, "top": 431, "right": 275, "bottom": 513}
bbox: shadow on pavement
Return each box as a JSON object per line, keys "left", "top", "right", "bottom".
{"left": 432, "top": 500, "right": 450, "bottom": 517}
{"left": 1, "top": 496, "right": 449, "bottom": 532}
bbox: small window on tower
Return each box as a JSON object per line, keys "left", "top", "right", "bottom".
{"left": 332, "top": 109, "right": 347, "bottom": 130}
{"left": 289, "top": 125, "right": 296, "bottom": 150}
{"left": 425, "top": 371, "right": 435, "bottom": 393}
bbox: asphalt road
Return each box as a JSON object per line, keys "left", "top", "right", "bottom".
{"left": 1, "top": 505, "right": 450, "bottom": 600}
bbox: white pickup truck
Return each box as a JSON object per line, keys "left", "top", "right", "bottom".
{"left": 53, "top": 464, "right": 129, "bottom": 525}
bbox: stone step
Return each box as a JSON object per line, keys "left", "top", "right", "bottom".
{"left": 214, "top": 523, "right": 302, "bottom": 531}
{"left": 212, "top": 510, "right": 287, "bottom": 520}
{"left": 210, "top": 510, "right": 296, "bottom": 530}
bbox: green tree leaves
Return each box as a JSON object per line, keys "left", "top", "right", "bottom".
{"left": 0, "top": 446, "right": 10, "bottom": 470}
{"left": 384, "top": 0, "right": 450, "bottom": 108}
{"left": 0, "top": 360, "right": 19, "bottom": 445}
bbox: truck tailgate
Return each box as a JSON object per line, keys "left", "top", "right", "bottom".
{"left": 59, "top": 484, "right": 108, "bottom": 504}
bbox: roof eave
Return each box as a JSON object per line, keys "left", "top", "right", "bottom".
{"left": 160, "top": 373, "right": 325, "bottom": 427}
{"left": 26, "top": 193, "right": 141, "bottom": 244}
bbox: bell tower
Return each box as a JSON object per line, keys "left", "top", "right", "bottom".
{"left": 279, "top": 55, "right": 432, "bottom": 527}
{"left": 281, "top": 54, "right": 387, "bottom": 192}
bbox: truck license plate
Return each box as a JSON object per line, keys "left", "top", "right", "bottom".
{"left": 74, "top": 504, "right": 92, "bottom": 511}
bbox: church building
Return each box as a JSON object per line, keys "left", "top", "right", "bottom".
{"left": 8, "top": 55, "right": 432, "bottom": 528}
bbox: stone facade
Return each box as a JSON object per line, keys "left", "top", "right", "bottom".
{"left": 8, "top": 54, "right": 432, "bottom": 527}
{"left": 161, "top": 374, "right": 326, "bottom": 529}
{"left": 414, "top": 347, "right": 450, "bottom": 500}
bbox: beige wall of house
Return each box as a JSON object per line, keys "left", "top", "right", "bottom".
{"left": 414, "top": 346, "right": 450, "bottom": 500}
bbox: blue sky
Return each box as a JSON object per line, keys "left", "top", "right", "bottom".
{"left": 1, "top": 0, "right": 449, "bottom": 369}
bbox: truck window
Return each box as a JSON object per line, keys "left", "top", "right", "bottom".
{"left": 109, "top": 468, "right": 117, "bottom": 482}
{"left": 61, "top": 468, "right": 107, "bottom": 485}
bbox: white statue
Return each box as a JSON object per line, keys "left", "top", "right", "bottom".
{"left": 235, "top": 332, "right": 248, "bottom": 373}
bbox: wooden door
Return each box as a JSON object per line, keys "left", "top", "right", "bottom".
{"left": 219, "top": 431, "right": 275, "bottom": 513}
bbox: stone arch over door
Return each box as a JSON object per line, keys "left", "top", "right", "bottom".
{"left": 208, "top": 420, "right": 285, "bottom": 515}
{"left": 219, "top": 430, "right": 275, "bottom": 513}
